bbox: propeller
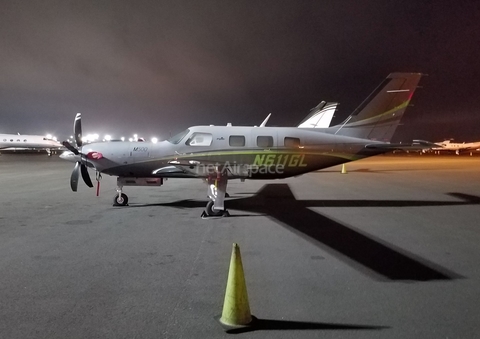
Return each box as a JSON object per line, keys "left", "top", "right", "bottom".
{"left": 62, "top": 113, "right": 94, "bottom": 191}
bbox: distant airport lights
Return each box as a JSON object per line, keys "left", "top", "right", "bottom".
{"left": 82, "top": 133, "right": 99, "bottom": 143}
{"left": 45, "top": 134, "right": 57, "bottom": 141}
{"left": 68, "top": 133, "right": 158, "bottom": 143}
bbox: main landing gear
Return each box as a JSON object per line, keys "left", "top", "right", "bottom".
{"left": 201, "top": 169, "right": 230, "bottom": 218}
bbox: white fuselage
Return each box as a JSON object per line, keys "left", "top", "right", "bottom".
{"left": 0, "top": 134, "right": 62, "bottom": 150}
{"left": 432, "top": 140, "right": 480, "bottom": 152}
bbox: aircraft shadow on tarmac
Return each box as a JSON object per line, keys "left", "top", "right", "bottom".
{"left": 134, "top": 184, "right": 475, "bottom": 281}
{"left": 318, "top": 167, "right": 447, "bottom": 173}
{"left": 225, "top": 316, "right": 388, "bottom": 334}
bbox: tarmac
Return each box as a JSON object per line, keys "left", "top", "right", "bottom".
{"left": 0, "top": 152, "right": 479, "bottom": 338}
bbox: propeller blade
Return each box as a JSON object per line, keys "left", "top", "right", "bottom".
{"left": 80, "top": 164, "right": 94, "bottom": 188}
{"left": 62, "top": 141, "right": 79, "bottom": 155}
{"left": 71, "top": 162, "right": 80, "bottom": 192}
{"left": 74, "top": 113, "right": 82, "bottom": 147}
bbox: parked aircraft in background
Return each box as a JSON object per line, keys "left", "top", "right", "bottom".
{"left": 60, "top": 72, "right": 427, "bottom": 216}
{"left": 431, "top": 140, "right": 480, "bottom": 155}
{"left": 298, "top": 101, "right": 338, "bottom": 128}
{"left": 0, "top": 133, "right": 63, "bottom": 155}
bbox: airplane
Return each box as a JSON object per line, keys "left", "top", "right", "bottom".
{"left": 430, "top": 139, "right": 480, "bottom": 155}
{"left": 0, "top": 133, "right": 63, "bottom": 155}
{"left": 60, "top": 72, "right": 429, "bottom": 216}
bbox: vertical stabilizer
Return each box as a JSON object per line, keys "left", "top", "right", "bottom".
{"left": 331, "top": 73, "right": 422, "bottom": 141}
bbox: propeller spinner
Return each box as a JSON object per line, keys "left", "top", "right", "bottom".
{"left": 62, "top": 113, "right": 93, "bottom": 191}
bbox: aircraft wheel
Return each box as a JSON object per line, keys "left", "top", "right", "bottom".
{"left": 205, "top": 201, "right": 224, "bottom": 216}
{"left": 113, "top": 193, "right": 129, "bottom": 206}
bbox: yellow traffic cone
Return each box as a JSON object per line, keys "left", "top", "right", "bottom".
{"left": 218, "top": 243, "right": 253, "bottom": 329}
{"left": 341, "top": 163, "right": 347, "bottom": 174}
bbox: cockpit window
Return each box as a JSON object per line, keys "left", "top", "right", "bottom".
{"left": 167, "top": 129, "right": 190, "bottom": 144}
{"left": 186, "top": 132, "right": 213, "bottom": 146}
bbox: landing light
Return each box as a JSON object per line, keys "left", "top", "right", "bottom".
{"left": 151, "top": 137, "right": 158, "bottom": 143}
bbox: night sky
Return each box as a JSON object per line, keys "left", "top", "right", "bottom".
{"left": 1, "top": 0, "right": 479, "bottom": 142}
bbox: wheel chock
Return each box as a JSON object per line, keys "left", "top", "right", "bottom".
{"left": 217, "top": 243, "right": 254, "bottom": 330}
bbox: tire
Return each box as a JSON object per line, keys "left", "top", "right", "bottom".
{"left": 205, "top": 200, "right": 224, "bottom": 216}
{"left": 113, "top": 193, "right": 129, "bottom": 206}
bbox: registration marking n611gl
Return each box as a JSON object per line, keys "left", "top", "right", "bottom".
{"left": 253, "top": 154, "right": 307, "bottom": 167}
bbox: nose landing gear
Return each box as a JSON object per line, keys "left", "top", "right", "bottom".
{"left": 113, "top": 192, "right": 129, "bottom": 206}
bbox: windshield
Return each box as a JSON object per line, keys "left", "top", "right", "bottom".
{"left": 167, "top": 129, "right": 190, "bottom": 144}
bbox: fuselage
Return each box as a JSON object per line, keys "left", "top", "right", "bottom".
{"left": 63, "top": 126, "right": 386, "bottom": 180}
{"left": 0, "top": 134, "right": 62, "bottom": 150}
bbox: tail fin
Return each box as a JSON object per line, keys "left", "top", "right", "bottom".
{"left": 298, "top": 101, "right": 338, "bottom": 128}
{"left": 330, "top": 73, "right": 422, "bottom": 141}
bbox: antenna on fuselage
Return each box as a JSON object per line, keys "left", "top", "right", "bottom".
{"left": 259, "top": 113, "right": 271, "bottom": 127}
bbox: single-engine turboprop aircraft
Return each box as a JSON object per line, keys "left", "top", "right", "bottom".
{"left": 61, "top": 72, "right": 429, "bottom": 216}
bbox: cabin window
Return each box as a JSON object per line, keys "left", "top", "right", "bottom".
{"left": 257, "top": 136, "right": 273, "bottom": 148}
{"left": 23, "top": 139, "right": 27, "bottom": 142}
{"left": 284, "top": 137, "right": 301, "bottom": 148}
{"left": 186, "top": 132, "right": 213, "bottom": 146}
{"left": 10, "top": 139, "right": 13, "bottom": 142}
{"left": 229, "top": 135, "right": 245, "bottom": 147}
